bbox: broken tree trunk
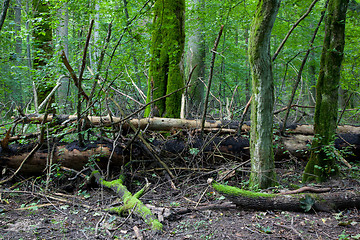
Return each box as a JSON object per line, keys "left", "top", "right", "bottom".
{"left": 91, "top": 170, "right": 162, "bottom": 231}
{"left": 0, "top": 142, "right": 125, "bottom": 174}
{"left": 209, "top": 179, "right": 360, "bottom": 212}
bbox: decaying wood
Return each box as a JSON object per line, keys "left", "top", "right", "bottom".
{"left": 0, "top": 142, "right": 125, "bottom": 174}
{"left": 1, "top": 127, "right": 359, "bottom": 174}
{"left": 14, "top": 115, "right": 248, "bottom": 133}
{"left": 209, "top": 179, "right": 360, "bottom": 212}
{"left": 13, "top": 114, "right": 360, "bottom": 136}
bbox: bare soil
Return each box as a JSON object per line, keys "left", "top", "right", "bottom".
{"left": 0, "top": 160, "right": 360, "bottom": 240}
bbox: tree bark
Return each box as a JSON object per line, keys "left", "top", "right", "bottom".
{"left": 56, "top": 2, "right": 70, "bottom": 113}
{"left": 144, "top": 0, "right": 185, "bottom": 118}
{"left": 303, "top": 0, "right": 349, "bottom": 182}
{"left": 185, "top": 0, "right": 205, "bottom": 117}
{"left": 32, "top": 0, "right": 55, "bottom": 113}
{"left": 248, "top": 0, "right": 281, "bottom": 189}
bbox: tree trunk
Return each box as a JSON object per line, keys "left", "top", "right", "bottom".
{"left": 14, "top": 0, "right": 23, "bottom": 106}
{"left": 248, "top": 0, "right": 281, "bottom": 189}
{"left": 303, "top": 0, "right": 349, "bottom": 183}
{"left": 0, "top": 0, "right": 10, "bottom": 32}
{"left": 56, "top": 2, "right": 70, "bottom": 113}
{"left": 145, "top": 0, "right": 185, "bottom": 118}
{"left": 185, "top": 0, "right": 205, "bottom": 117}
{"left": 32, "top": 0, "right": 55, "bottom": 113}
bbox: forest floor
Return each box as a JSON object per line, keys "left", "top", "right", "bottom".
{"left": 0, "top": 159, "right": 360, "bottom": 240}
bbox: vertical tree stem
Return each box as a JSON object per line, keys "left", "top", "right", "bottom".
{"left": 201, "top": 25, "right": 224, "bottom": 133}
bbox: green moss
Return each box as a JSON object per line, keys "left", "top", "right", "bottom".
{"left": 145, "top": 0, "right": 185, "bottom": 118}
{"left": 212, "top": 182, "right": 277, "bottom": 198}
{"left": 101, "top": 177, "right": 163, "bottom": 231}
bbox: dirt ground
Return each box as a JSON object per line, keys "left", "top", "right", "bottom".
{"left": 0, "top": 160, "right": 360, "bottom": 240}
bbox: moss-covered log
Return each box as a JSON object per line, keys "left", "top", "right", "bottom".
{"left": 210, "top": 180, "right": 360, "bottom": 212}
{"left": 91, "top": 170, "right": 162, "bottom": 231}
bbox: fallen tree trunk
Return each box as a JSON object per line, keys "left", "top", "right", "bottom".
{"left": 1, "top": 129, "right": 359, "bottom": 174}
{"left": 14, "top": 114, "right": 249, "bottom": 133}
{"left": 209, "top": 179, "right": 360, "bottom": 212}
{"left": 0, "top": 142, "right": 125, "bottom": 174}
{"left": 14, "top": 114, "right": 360, "bottom": 134}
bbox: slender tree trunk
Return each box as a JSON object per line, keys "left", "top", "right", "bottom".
{"left": 185, "top": 0, "right": 205, "bottom": 117}
{"left": 90, "top": 1, "right": 100, "bottom": 69}
{"left": 144, "top": 0, "right": 185, "bottom": 118}
{"left": 303, "top": 0, "right": 349, "bottom": 183}
{"left": 57, "top": 2, "right": 69, "bottom": 113}
{"left": 14, "top": 0, "right": 23, "bottom": 106}
{"left": 248, "top": 0, "right": 281, "bottom": 189}
{"left": 0, "top": 0, "right": 10, "bottom": 32}
{"left": 25, "top": 0, "right": 32, "bottom": 70}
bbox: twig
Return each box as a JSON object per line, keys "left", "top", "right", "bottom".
{"left": 78, "top": 19, "right": 94, "bottom": 146}
{"left": 0, "top": 190, "right": 92, "bottom": 209}
{"left": 95, "top": 213, "right": 107, "bottom": 237}
{"left": 237, "top": 95, "right": 252, "bottom": 134}
{"left": 37, "top": 75, "right": 66, "bottom": 111}
{"left": 281, "top": 0, "right": 328, "bottom": 134}
{"left": 272, "top": 0, "right": 319, "bottom": 61}
{"left": 337, "top": 92, "right": 354, "bottom": 125}
{"left": 111, "top": 203, "right": 138, "bottom": 232}
{"left": 201, "top": 25, "right": 224, "bottom": 133}
{"left": 88, "top": 66, "right": 193, "bottom": 124}
{"left": 195, "top": 186, "right": 209, "bottom": 208}
{"left": 87, "top": 68, "right": 175, "bottom": 179}
{"left": 277, "top": 186, "right": 331, "bottom": 195}
{"left": 274, "top": 223, "right": 304, "bottom": 240}
{"left": 60, "top": 51, "right": 89, "bottom": 101}
{"left": 133, "top": 226, "right": 143, "bottom": 240}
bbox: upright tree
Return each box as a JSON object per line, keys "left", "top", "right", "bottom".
{"left": 185, "top": 0, "right": 205, "bottom": 117}
{"left": 32, "top": 0, "right": 54, "bottom": 112}
{"left": 144, "top": 0, "right": 185, "bottom": 118}
{"left": 56, "top": 1, "right": 69, "bottom": 113}
{"left": 303, "top": 0, "right": 349, "bottom": 183}
{"left": 248, "top": 0, "right": 281, "bottom": 189}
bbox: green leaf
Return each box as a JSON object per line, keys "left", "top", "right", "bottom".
{"left": 300, "top": 195, "right": 315, "bottom": 212}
